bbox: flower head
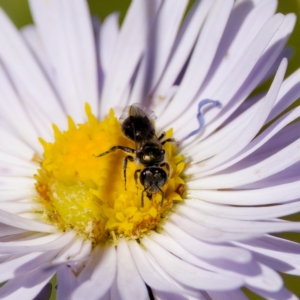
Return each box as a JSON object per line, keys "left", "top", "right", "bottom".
{"left": 1, "top": 0, "right": 300, "bottom": 299}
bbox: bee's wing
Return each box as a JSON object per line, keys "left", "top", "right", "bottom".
{"left": 119, "top": 103, "right": 157, "bottom": 122}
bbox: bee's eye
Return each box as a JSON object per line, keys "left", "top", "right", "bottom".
{"left": 161, "top": 149, "right": 165, "bottom": 154}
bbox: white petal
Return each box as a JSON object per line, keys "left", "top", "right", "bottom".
{"left": 57, "top": 266, "right": 78, "bottom": 300}
{"left": 185, "top": 198, "right": 300, "bottom": 221}
{"left": 235, "top": 235, "right": 300, "bottom": 271}
{"left": 0, "top": 223, "right": 25, "bottom": 237}
{"left": 247, "top": 286, "right": 298, "bottom": 300}
{"left": 268, "top": 68, "right": 300, "bottom": 121}
{"left": 52, "top": 238, "right": 84, "bottom": 264}
{"left": 0, "top": 9, "right": 66, "bottom": 130}
{"left": 188, "top": 179, "right": 300, "bottom": 206}
{"left": 0, "top": 176, "right": 35, "bottom": 189}
{"left": 148, "top": 232, "right": 284, "bottom": 295}
{"left": 207, "top": 289, "right": 248, "bottom": 300}
{"left": 73, "top": 245, "right": 116, "bottom": 300}
{"left": 199, "top": 0, "right": 277, "bottom": 107}
{"left": 70, "top": 240, "right": 92, "bottom": 262}
{"left": 100, "top": 0, "right": 161, "bottom": 115}
{"left": 129, "top": 0, "right": 188, "bottom": 104}
{"left": 0, "top": 209, "right": 55, "bottom": 234}
{"left": 0, "top": 202, "right": 42, "bottom": 214}
{"left": 0, "top": 268, "right": 55, "bottom": 300}
{"left": 0, "top": 64, "right": 40, "bottom": 151}
{"left": 99, "top": 13, "right": 119, "bottom": 74}
{"left": 246, "top": 263, "right": 283, "bottom": 292}
{"left": 0, "top": 250, "right": 58, "bottom": 282}
{"left": 188, "top": 136, "right": 300, "bottom": 189}
{"left": 0, "top": 190, "right": 34, "bottom": 202}
{"left": 176, "top": 205, "right": 300, "bottom": 234}
{"left": 116, "top": 239, "right": 148, "bottom": 300}
{"left": 0, "top": 151, "right": 37, "bottom": 177}
{"left": 192, "top": 106, "right": 300, "bottom": 178}
{"left": 162, "top": 221, "right": 251, "bottom": 263}
{"left": 109, "top": 276, "right": 121, "bottom": 300}
{"left": 177, "top": 13, "right": 292, "bottom": 143}
{"left": 76, "top": 245, "right": 103, "bottom": 282}
{"left": 128, "top": 240, "right": 188, "bottom": 296}
{"left": 188, "top": 57, "right": 287, "bottom": 172}
{"left": 0, "top": 252, "right": 41, "bottom": 282}
{"left": 0, "top": 126, "right": 36, "bottom": 160}
{"left": 187, "top": 58, "right": 294, "bottom": 166}
{"left": 142, "top": 236, "right": 243, "bottom": 291}
{"left": 29, "top": 0, "right": 98, "bottom": 121}
{"left": 169, "top": 213, "right": 260, "bottom": 242}
{"left": 199, "top": 12, "right": 295, "bottom": 134}
{"left": 0, "top": 232, "right": 75, "bottom": 254}
{"left": 153, "top": 0, "right": 212, "bottom": 113}
{"left": 21, "top": 25, "right": 59, "bottom": 93}
{"left": 158, "top": 0, "right": 234, "bottom": 124}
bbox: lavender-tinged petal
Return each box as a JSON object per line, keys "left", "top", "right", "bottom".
{"left": 187, "top": 180, "right": 300, "bottom": 206}
{"left": 56, "top": 266, "right": 78, "bottom": 300}
{"left": 129, "top": 0, "right": 188, "bottom": 105}
{"left": 268, "top": 68, "right": 300, "bottom": 122}
{"left": 100, "top": 0, "right": 161, "bottom": 115}
{"left": 0, "top": 209, "right": 56, "bottom": 234}
{"left": 0, "top": 9, "right": 66, "bottom": 131}
{"left": 158, "top": 0, "right": 233, "bottom": 124}
{"left": 200, "top": 0, "right": 277, "bottom": 105}
{"left": 0, "top": 232, "right": 76, "bottom": 254}
{"left": 0, "top": 64, "right": 41, "bottom": 152}
{"left": 188, "top": 135, "right": 300, "bottom": 189}
{"left": 247, "top": 286, "right": 298, "bottom": 300}
{"left": 207, "top": 289, "right": 248, "bottom": 300}
{"left": 176, "top": 13, "right": 293, "bottom": 143}
{"left": 72, "top": 245, "right": 116, "bottom": 300}
{"left": 29, "top": 0, "right": 98, "bottom": 121}
{"left": 190, "top": 106, "right": 300, "bottom": 178}
{"left": 116, "top": 239, "right": 148, "bottom": 300}
{"left": 169, "top": 213, "right": 261, "bottom": 242}
{"left": 185, "top": 198, "right": 300, "bottom": 221}
{"left": 99, "top": 13, "right": 119, "bottom": 75}
{"left": 0, "top": 267, "right": 56, "bottom": 300}
{"left": 128, "top": 240, "right": 191, "bottom": 296}
{"left": 153, "top": 0, "right": 212, "bottom": 115}
{"left": 162, "top": 221, "right": 251, "bottom": 263}
{"left": 142, "top": 236, "right": 244, "bottom": 291}
{"left": 21, "top": 25, "right": 59, "bottom": 94}
{"left": 0, "top": 126, "right": 35, "bottom": 161}
{"left": 176, "top": 205, "right": 300, "bottom": 234}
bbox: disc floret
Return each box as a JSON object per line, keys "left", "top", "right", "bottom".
{"left": 35, "top": 104, "right": 185, "bottom": 244}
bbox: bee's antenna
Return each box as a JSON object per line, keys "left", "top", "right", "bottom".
{"left": 180, "top": 99, "right": 221, "bottom": 144}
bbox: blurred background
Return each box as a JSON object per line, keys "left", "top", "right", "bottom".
{"left": 0, "top": 0, "right": 299, "bottom": 299}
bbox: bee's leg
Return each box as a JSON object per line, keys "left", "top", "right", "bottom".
{"left": 95, "top": 145, "right": 135, "bottom": 157}
{"left": 160, "top": 162, "right": 170, "bottom": 176}
{"left": 161, "top": 138, "right": 176, "bottom": 146}
{"left": 155, "top": 185, "right": 165, "bottom": 207}
{"left": 141, "top": 186, "right": 151, "bottom": 208}
{"left": 158, "top": 132, "right": 166, "bottom": 141}
{"left": 134, "top": 169, "right": 142, "bottom": 194}
{"left": 123, "top": 156, "right": 134, "bottom": 190}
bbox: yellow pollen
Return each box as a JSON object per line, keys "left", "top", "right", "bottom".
{"left": 34, "top": 104, "right": 186, "bottom": 244}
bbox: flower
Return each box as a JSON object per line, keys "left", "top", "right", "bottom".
{"left": 1, "top": 0, "right": 300, "bottom": 299}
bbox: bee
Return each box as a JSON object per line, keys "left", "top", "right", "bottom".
{"left": 96, "top": 104, "right": 175, "bottom": 207}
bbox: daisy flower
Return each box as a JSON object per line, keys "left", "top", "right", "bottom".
{"left": 1, "top": 0, "right": 300, "bottom": 299}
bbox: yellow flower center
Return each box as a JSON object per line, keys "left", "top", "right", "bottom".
{"left": 34, "top": 104, "right": 186, "bottom": 245}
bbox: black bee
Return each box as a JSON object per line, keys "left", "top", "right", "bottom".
{"left": 96, "top": 104, "right": 175, "bottom": 207}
